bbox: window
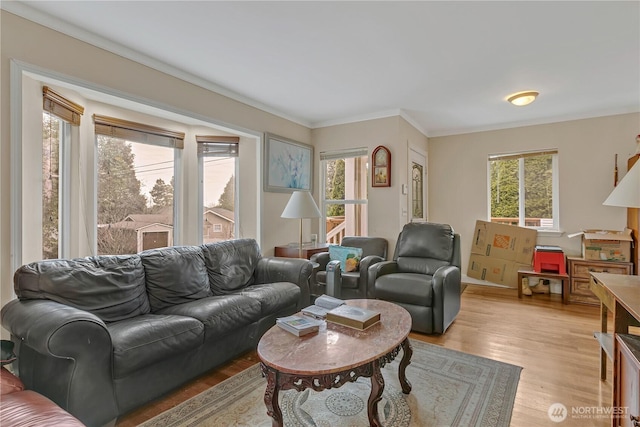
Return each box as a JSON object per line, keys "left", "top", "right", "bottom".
{"left": 320, "top": 148, "right": 368, "bottom": 244}
{"left": 41, "top": 87, "right": 83, "bottom": 259}
{"left": 410, "top": 148, "right": 427, "bottom": 222}
{"left": 198, "top": 136, "right": 239, "bottom": 244}
{"left": 489, "top": 150, "right": 558, "bottom": 229}
{"left": 94, "top": 115, "right": 184, "bottom": 254}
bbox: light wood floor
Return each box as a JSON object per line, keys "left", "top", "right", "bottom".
{"left": 117, "top": 285, "right": 612, "bottom": 427}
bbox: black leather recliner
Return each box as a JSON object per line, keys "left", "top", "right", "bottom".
{"left": 369, "top": 222, "right": 461, "bottom": 334}
{"left": 310, "top": 236, "right": 387, "bottom": 299}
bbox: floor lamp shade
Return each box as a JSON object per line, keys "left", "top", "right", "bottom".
{"left": 281, "top": 191, "right": 321, "bottom": 258}
{"left": 603, "top": 162, "right": 640, "bottom": 208}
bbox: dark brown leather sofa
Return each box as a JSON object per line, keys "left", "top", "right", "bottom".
{"left": 0, "top": 366, "right": 84, "bottom": 427}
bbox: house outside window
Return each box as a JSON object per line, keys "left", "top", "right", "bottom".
{"left": 95, "top": 115, "right": 183, "bottom": 255}
{"left": 320, "top": 148, "right": 368, "bottom": 244}
{"left": 488, "top": 150, "right": 559, "bottom": 230}
{"left": 198, "top": 136, "right": 239, "bottom": 244}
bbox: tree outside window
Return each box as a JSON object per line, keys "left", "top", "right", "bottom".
{"left": 489, "top": 151, "right": 557, "bottom": 229}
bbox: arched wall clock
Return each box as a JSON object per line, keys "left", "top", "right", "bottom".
{"left": 372, "top": 145, "right": 391, "bottom": 187}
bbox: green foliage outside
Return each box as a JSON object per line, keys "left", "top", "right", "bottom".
{"left": 490, "top": 154, "right": 552, "bottom": 222}
{"left": 216, "top": 175, "right": 235, "bottom": 211}
{"left": 97, "top": 136, "right": 148, "bottom": 254}
{"left": 326, "top": 159, "right": 345, "bottom": 216}
{"left": 150, "top": 178, "right": 173, "bottom": 207}
{"left": 42, "top": 113, "right": 59, "bottom": 259}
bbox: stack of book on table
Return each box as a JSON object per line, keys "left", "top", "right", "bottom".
{"left": 301, "top": 294, "right": 345, "bottom": 319}
{"left": 276, "top": 315, "right": 322, "bottom": 336}
{"left": 326, "top": 304, "right": 381, "bottom": 330}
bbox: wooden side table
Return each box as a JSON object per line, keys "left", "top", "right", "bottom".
{"left": 517, "top": 269, "right": 570, "bottom": 304}
{"left": 274, "top": 244, "right": 330, "bottom": 260}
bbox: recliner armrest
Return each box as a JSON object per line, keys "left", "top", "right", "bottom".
{"left": 431, "top": 265, "right": 461, "bottom": 334}
{"left": 309, "top": 251, "right": 330, "bottom": 269}
{"left": 368, "top": 261, "right": 399, "bottom": 298}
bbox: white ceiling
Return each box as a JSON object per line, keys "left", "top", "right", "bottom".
{"left": 5, "top": 1, "right": 640, "bottom": 137}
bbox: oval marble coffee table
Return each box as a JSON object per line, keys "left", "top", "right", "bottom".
{"left": 257, "top": 299, "right": 413, "bottom": 427}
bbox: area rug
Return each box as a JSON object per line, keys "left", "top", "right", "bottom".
{"left": 140, "top": 340, "right": 521, "bottom": 427}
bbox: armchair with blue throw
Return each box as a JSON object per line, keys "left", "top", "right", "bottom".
{"left": 369, "top": 222, "right": 461, "bottom": 334}
{"left": 310, "top": 237, "right": 388, "bottom": 299}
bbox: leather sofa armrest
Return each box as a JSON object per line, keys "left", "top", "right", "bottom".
{"left": 1, "top": 299, "right": 118, "bottom": 426}
{"left": 255, "top": 257, "right": 312, "bottom": 309}
{"left": 431, "top": 265, "right": 461, "bottom": 334}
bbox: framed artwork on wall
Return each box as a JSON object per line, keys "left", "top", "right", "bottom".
{"left": 264, "top": 133, "right": 313, "bottom": 193}
{"left": 372, "top": 145, "right": 391, "bottom": 187}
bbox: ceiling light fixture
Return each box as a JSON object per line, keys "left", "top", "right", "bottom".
{"left": 507, "top": 91, "right": 539, "bottom": 106}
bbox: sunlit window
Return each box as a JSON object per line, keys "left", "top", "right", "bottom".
{"left": 489, "top": 150, "right": 558, "bottom": 229}
{"left": 320, "top": 149, "right": 368, "bottom": 244}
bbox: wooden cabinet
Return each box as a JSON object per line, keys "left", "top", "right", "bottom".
{"left": 615, "top": 334, "right": 640, "bottom": 427}
{"left": 274, "top": 244, "right": 330, "bottom": 260}
{"left": 568, "top": 257, "right": 633, "bottom": 305}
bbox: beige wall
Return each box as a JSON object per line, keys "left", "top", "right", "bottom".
{"left": 2, "top": 10, "right": 638, "bottom": 327}
{"left": 311, "top": 116, "right": 428, "bottom": 253}
{"left": 0, "top": 11, "right": 310, "bottom": 315}
{"left": 428, "top": 113, "right": 640, "bottom": 274}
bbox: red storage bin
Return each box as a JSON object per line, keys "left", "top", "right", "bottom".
{"left": 534, "top": 247, "right": 566, "bottom": 275}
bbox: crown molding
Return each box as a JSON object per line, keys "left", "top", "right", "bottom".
{"left": 1, "top": 1, "right": 312, "bottom": 129}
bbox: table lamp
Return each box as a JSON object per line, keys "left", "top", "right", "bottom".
{"left": 281, "top": 191, "right": 322, "bottom": 258}
{"left": 603, "top": 161, "right": 640, "bottom": 208}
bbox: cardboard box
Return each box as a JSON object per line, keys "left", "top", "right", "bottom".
{"left": 470, "top": 220, "right": 537, "bottom": 265}
{"left": 568, "top": 229, "right": 633, "bottom": 261}
{"left": 467, "top": 253, "right": 531, "bottom": 287}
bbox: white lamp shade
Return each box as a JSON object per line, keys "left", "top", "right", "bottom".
{"left": 603, "top": 161, "right": 640, "bottom": 208}
{"left": 281, "top": 191, "right": 321, "bottom": 219}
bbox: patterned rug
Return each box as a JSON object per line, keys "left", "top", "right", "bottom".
{"left": 140, "top": 339, "right": 521, "bottom": 427}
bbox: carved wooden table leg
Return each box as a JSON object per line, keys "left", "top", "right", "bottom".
{"left": 262, "top": 364, "right": 283, "bottom": 427}
{"left": 399, "top": 337, "right": 413, "bottom": 394}
{"left": 367, "top": 359, "right": 384, "bottom": 427}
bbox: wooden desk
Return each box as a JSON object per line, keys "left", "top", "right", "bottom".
{"left": 589, "top": 273, "right": 640, "bottom": 426}
{"left": 274, "top": 244, "right": 330, "bottom": 260}
{"left": 517, "top": 269, "right": 570, "bottom": 304}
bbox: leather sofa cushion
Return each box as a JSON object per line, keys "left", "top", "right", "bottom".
{"left": 237, "top": 282, "right": 300, "bottom": 314}
{"left": 13, "top": 256, "right": 150, "bottom": 322}
{"left": 107, "top": 314, "right": 204, "bottom": 379}
{"left": 374, "top": 273, "right": 433, "bottom": 306}
{"left": 157, "top": 294, "right": 261, "bottom": 338}
{"left": 1, "top": 390, "right": 85, "bottom": 427}
{"left": 140, "top": 246, "right": 212, "bottom": 312}
{"left": 201, "top": 239, "right": 260, "bottom": 295}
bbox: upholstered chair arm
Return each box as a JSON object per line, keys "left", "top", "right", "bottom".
{"left": 368, "top": 261, "right": 399, "bottom": 299}
{"left": 357, "top": 255, "right": 385, "bottom": 298}
{"left": 255, "top": 257, "right": 312, "bottom": 309}
{"left": 431, "top": 265, "right": 461, "bottom": 334}
{"left": 309, "top": 251, "right": 330, "bottom": 270}
{"left": 1, "top": 299, "right": 118, "bottom": 426}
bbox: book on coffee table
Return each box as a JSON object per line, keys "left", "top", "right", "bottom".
{"left": 276, "top": 315, "right": 322, "bottom": 336}
{"left": 326, "top": 304, "right": 381, "bottom": 330}
{"left": 301, "top": 294, "right": 345, "bottom": 319}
